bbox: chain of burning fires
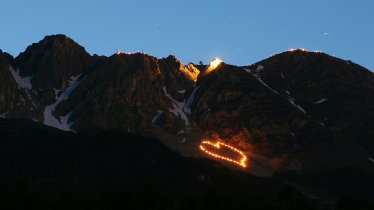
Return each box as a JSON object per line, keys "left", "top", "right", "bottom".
{"left": 199, "top": 139, "right": 248, "bottom": 168}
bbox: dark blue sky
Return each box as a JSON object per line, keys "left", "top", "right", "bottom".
{"left": 1, "top": 0, "right": 373, "bottom": 70}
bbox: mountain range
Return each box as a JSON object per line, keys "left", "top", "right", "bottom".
{"left": 1, "top": 34, "right": 374, "bottom": 209}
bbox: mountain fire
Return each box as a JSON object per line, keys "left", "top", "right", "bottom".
{"left": 199, "top": 139, "right": 248, "bottom": 168}
{"left": 206, "top": 58, "right": 223, "bottom": 73}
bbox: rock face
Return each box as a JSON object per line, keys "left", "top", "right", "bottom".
{"left": 0, "top": 51, "right": 40, "bottom": 119}
{"left": 0, "top": 51, "right": 15, "bottom": 115}
{"left": 55, "top": 53, "right": 173, "bottom": 133}
{"left": 1, "top": 36, "right": 373, "bottom": 173}
{"left": 50, "top": 52, "right": 199, "bottom": 134}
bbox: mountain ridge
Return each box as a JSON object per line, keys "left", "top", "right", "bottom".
{"left": 1, "top": 34, "right": 373, "bottom": 177}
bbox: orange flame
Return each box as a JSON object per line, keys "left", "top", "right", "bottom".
{"left": 287, "top": 48, "right": 307, "bottom": 52}
{"left": 199, "top": 139, "right": 248, "bottom": 168}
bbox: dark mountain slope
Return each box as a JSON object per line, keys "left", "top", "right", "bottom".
{"left": 188, "top": 62, "right": 369, "bottom": 172}
{"left": 0, "top": 118, "right": 324, "bottom": 210}
{"left": 252, "top": 49, "right": 374, "bottom": 155}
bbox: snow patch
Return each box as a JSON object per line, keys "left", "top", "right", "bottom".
{"left": 281, "top": 73, "right": 285, "bottom": 79}
{"left": 60, "top": 111, "right": 74, "bottom": 129}
{"left": 183, "top": 86, "right": 200, "bottom": 115}
{"left": 0, "top": 113, "right": 7, "bottom": 118}
{"left": 177, "top": 130, "right": 184, "bottom": 135}
{"left": 24, "top": 90, "right": 37, "bottom": 107}
{"left": 54, "top": 88, "right": 62, "bottom": 97}
{"left": 43, "top": 74, "right": 83, "bottom": 131}
{"left": 255, "top": 77, "right": 279, "bottom": 95}
{"left": 177, "top": 90, "right": 186, "bottom": 94}
{"left": 314, "top": 98, "right": 328, "bottom": 104}
{"left": 288, "top": 97, "right": 307, "bottom": 114}
{"left": 180, "top": 137, "right": 186, "bottom": 143}
{"left": 19, "top": 96, "right": 26, "bottom": 105}
{"left": 369, "top": 157, "right": 374, "bottom": 163}
{"left": 163, "top": 87, "right": 189, "bottom": 125}
{"left": 243, "top": 68, "right": 251, "bottom": 74}
{"left": 163, "top": 87, "right": 194, "bottom": 143}
{"left": 9, "top": 66, "right": 32, "bottom": 90}
{"left": 284, "top": 90, "right": 308, "bottom": 114}
{"left": 243, "top": 68, "right": 279, "bottom": 95}
{"left": 152, "top": 110, "right": 164, "bottom": 123}
{"left": 256, "top": 65, "right": 264, "bottom": 71}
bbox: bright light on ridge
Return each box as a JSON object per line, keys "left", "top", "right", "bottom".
{"left": 206, "top": 58, "right": 223, "bottom": 74}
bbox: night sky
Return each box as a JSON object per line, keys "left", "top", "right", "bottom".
{"left": 1, "top": 0, "right": 373, "bottom": 70}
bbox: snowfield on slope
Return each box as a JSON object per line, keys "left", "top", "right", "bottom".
{"left": 43, "top": 74, "right": 83, "bottom": 131}
{"left": 314, "top": 98, "right": 328, "bottom": 104}
{"left": 152, "top": 110, "right": 164, "bottom": 123}
{"left": 243, "top": 68, "right": 279, "bottom": 95}
{"left": 9, "top": 66, "right": 33, "bottom": 90}
{"left": 183, "top": 86, "right": 200, "bottom": 115}
{"left": 163, "top": 86, "right": 189, "bottom": 125}
{"left": 244, "top": 67, "right": 311, "bottom": 115}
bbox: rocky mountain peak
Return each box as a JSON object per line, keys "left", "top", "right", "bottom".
{"left": 15, "top": 34, "right": 89, "bottom": 73}
{"left": 158, "top": 55, "right": 199, "bottom": 81}
{"left": 14, "top": 34, "right": 94, "bottom": 105}
{"left": 157, "top": 55, "right": 197, "bottom": 97}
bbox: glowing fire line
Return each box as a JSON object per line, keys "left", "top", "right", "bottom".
{"left": 199, "top": 140, "right": 248, "bottom": 168}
